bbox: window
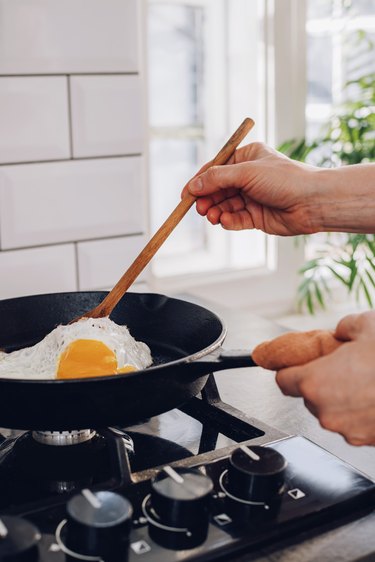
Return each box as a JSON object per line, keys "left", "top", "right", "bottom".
{"left": 146, "top": 0, "right": 307, "bottom": 312}
{"left": 147, "top": 0, "right": 267, "bottom": 280}
{"left": 305, "top": 0, "right": 375, "bottom": 268}
{"left": 306, "top": 0, "right": 375, "bottom": 144}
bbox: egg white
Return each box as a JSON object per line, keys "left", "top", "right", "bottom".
{"left": 0, "top": 317, "right": 152, "bottom": 380}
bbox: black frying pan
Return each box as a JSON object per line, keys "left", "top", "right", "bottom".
{"left": 0, "top": 292, "right": 255, "bottom": 430}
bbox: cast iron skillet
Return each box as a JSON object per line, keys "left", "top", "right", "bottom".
{"left": 0, "top": 292, "right": 256, "bottom": 430}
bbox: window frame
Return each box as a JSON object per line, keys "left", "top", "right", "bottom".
{"left": 143, "top": 0, "right": 307, "bottom": 313}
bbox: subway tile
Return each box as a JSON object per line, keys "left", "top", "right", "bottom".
{"left": 0, "top": 244, "right": 76, "bottom": 300}
{"left": 0, "top": 76, "right": 70, "bottom": 164}
{"left": 70, "top": 75, "right": 144, "bottom": 158}
{"left": 0, "top": 0, "right": 139, "bottom": 74}
{"left": 0, "top": 157, "right": 145, "bottom": 249}
{"left": 77, "top": 235, "right": 148, "bottom": 290}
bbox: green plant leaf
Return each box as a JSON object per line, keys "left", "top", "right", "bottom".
{"left": 314, "top": 281, "right": 326, "bottom": 309}
{"left": 348, "top": 260, "right": 358, "bottom": 291}
{"left": 326, "top": 265, "right": 350, "bottom": 287}
{"left": 365, "top": 269, "right": 375, "bottom": 290}
{"left": 359, "top": 278, "right": 373, "bottom": 307}
{"left": 306, "top": 290, "right": 314, "bottom": 315}
{"left": 298, "top": 259, "right": 320, "bottom": 273}
{"left": 279, "top": 31, "right": 375, "bottom": 311}
{"left": 366, "top": 257, "right": 375, "bottom": 273}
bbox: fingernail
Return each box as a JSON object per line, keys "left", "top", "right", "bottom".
{"left": 190, "top": 177, "right": 203, "bottom": 193}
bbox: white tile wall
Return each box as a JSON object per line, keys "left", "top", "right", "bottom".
{"left": 77, "top": 235, "right": 147, "bottom": 290}
{"left": 0, "top": 2, "right": 146, "bottom": 298}
{"left": 0, "top": 0, "right": 139, "bottom": 74}
{"left": 0, "top": 244, "right": 77, "bottom": 299}
{"left": 0, "top": 157, "right": 145, "bottom": 249}
{"left": 70, "top": 75, "right": 144, "bottom": 158}
{"left": 0, "top": 76, "right": 70, "bottom": 164}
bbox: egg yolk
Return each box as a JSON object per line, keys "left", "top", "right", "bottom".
{"left": 57, "top": 339, "right": 135, "bottom": 379}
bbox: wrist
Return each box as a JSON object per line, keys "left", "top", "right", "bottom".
{"left": 301, "top": 166, "right": 330, "bottom": 233}
{"left": 305, "top": 164, "right": 375, "bottom": 233}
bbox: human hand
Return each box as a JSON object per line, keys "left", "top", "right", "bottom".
{"left": 185, "top": 143, "right": 375, "bottom": 235}
{"left": 184, "top": 142, "right": 322, "bottom": 235}
{"left": 275, "top": 311, "right": 375, "bottom": 446}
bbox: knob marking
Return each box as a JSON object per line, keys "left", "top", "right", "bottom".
{"left": 55, "top": 519, "right": 103, "bottom": 562}
{"left": 0, "top": 519, "right": 8, "bottom": 539}
{"left": 240, "top": 445, "right": 260, "bottom": 461}
{"left": 82, "top": 489, "right": 102, "bottom": 509}
{"left": 141, "top": 495, "right": 189, "bottom": 534}
{"left": 219, "top": 470, "right": 266, "bottom": 506}
{"left": 163, "top": 466, "right": 184, "bottom": 484}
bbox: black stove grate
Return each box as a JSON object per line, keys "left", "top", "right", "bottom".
{"left": 0, "top": 374, "right": 373, "bottom": 561}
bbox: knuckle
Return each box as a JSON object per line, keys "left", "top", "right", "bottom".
{"left": 298, "top": 378, "right": 318, "bottom": 403}
{"left": 206, "top": 166, "right": 221, "bottom": 183}
{"left": 358, "top": 310, "right": 375, "bottom": 335}
{"left": 275, "top": 370, "right": 288, "bottom": 392}
{"left": 344, "top": 432, "right": 367, "bottom": 446}
{"left": 319, "top": 412, "right": 339, "bottom": 432}
{"left": 248, "top": 141, "right": 266, "bottom": 157}
{"left": 356, "top": 313, "right": 369, "bottom": 330}
{"left": 351, "top": 314, "right": 365, "bottom": 334}
{"left": 340, "top": 313, "right": 364, "bottom": 336}
{"left": 352, "top": 311, "right": 375, "bottom": 334}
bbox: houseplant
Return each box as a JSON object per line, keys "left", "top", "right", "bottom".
{"left": 279, "top": 68, "right": 375, "bottom": 313}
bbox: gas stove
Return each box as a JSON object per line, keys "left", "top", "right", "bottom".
{"left": 0, "top": 375, "right": 373, "bottom": 561}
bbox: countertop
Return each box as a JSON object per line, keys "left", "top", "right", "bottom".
{"left": 181, "top": 294, "right": 375, "bottom": 562}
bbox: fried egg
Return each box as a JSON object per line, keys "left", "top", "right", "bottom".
{"left": 0, "top": 317, "right": 152, "bottom": 380}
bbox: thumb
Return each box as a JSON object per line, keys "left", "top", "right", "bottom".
{"left": 334, "top": 314, "right": 361, "bottom": 342}
{"left": 335, "top": 310, "right": 375, "bottom": 341}
{"left": 188, "top": 162, "right": 252, "bottom": 196}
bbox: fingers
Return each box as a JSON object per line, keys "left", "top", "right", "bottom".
{"left": 275, "top": 339, "right": 375, "bottom": 446}
{"left": 181, "top": 142, "right": 273, "bottom": 199}
{"left": 181, "top": 159, "right": 215, "bottom": 199}
{"left": 204, "top": 207, "right": 256, "bottom": 230}
{"left": 195, "top": 191, "right": 258, "bottom": 230}
{"left": 195, "top": 189, "right": 243, "bottom": 216}
{"left": 334, "top": 314, "right": 362, "bottom": 341}
{"left": 275, "top": 352, "right": 332, "bottom": 398}
{"left": 335, "top": 310, "right": 375, "bottom": 341}
{"left": 220, "top": 210, "right": 256, "bottom": 230}
{"left": 188, "top": 162, "right": 252, "bottom": 197}
{"left": 319, "top": 406, "right": 375, "bottom": 446}
{"left": 276, "top": 365, "right": 306, "bottom": 397}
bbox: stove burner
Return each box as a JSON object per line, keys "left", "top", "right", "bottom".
{"left": 0, "top": 431, "right": 113, "bottom": 509}
{"left": 32, "top": 429, "right": 96, "bottom": 446}
{"left": 0, "top": 373, "right": 373, "bottom": 561}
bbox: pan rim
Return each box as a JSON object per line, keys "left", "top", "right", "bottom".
{"left": 0, "top": 291, "right": 227, "bottom": 384}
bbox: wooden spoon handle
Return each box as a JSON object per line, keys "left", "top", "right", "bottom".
{"left": 80, "top": 117, "right": 255, "bottom": 320}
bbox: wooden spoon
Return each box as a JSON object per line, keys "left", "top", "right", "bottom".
{"left": 74, "top": 117, "right": 255, "bottom": 321}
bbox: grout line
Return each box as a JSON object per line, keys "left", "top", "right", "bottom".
{"left": 0, "top": 232, "right": 145, "bottom": 254}
{"left": 66, "top": 75, "right": 74, "bottom": 158}
{"left": 0, "top": 153, "right": 143, "bottom": 167}
{"left": 0, "top": 72, "right": 139, "bottom": 77}
{"left": 73, "top": 242, "right": 80, "bottom": 290}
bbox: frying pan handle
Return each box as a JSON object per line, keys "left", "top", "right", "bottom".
{"left": 192, "top": 348, "right": 257, "bottom": 372}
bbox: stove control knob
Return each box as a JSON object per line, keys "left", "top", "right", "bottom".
{"left": 226, "top": 445, "right": 287, "bottom": 504}
{"left": 66, "top": 489, "right": 132, "bottom": 561}
{"left": 0, "top": 516, "right": 41, "bottom": 561}
{"left": 147, "top": 466, "right": 213, "bottom": 549}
